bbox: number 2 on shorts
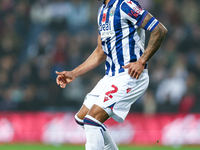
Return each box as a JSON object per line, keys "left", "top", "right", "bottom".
{"left": 104, "top": 85, "right": 118, "bottom": 102}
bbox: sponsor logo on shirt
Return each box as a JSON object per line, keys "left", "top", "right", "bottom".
{"left": 99, "top": 21, "right": 115, "bottom": 38}
{"left": 99, "top": 21, "right": 111, "bottom": 31}
{"left": 126, "top": 1, "right": 143, "bottom": 18}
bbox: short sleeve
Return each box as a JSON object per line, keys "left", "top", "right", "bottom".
{"left": 121, "top": 0, "right": 148, "bottom": 27}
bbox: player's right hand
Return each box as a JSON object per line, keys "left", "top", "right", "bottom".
{"left": 55, "top": 71, "right": 76, "bottom": 88}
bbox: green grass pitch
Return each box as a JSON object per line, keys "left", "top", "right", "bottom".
{"left": 0, "top": 144, "right": 200, "bottom": 150}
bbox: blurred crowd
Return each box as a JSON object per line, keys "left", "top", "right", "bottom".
{"left": 0, "top": 0, "right": 199, "bottom": 114}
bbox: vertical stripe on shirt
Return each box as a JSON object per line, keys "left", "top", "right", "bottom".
{"left": 114, "top": 1, "right": 124, "bottom": 74}
{"left": 128, "top": 20, "right": 137, "bottom": 62}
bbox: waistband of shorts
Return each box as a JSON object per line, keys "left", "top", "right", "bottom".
{"left": 124, "top": 68, "right": 148, "bottom": 74}
{"left": 106, "top": 68, "right": 148, "bottom": 77}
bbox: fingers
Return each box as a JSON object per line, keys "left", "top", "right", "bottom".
{"left": 56, "top": 71, "right": 66, "bottom": 83}
{"left": 122, "top": 64, "right": 131, "bottom": 69}
{"left": 135, "top": 73, "right": 140, "bottom": 79}
{"left": 55, "top": 71, "right": 66, "bottom": 75}
{"left": 60, "top": 83, "right": 67, "bottom": 88}
{"left": 56, "top": 76, "right": 60, "bottom": 85}
{"left": 131, "top": 69, "right": 140, "bottom": 79}
{"left": 56, "top": 76, "right": 63, "bottom": 85}
{"left": 56, "top": 76, "right": 67, "bottom": 88}
{"left": 129, "top": 68, "right": 135, "bottom": 78}
{"left": 56, "top": 71, "right": 70, "bottom": 88}
{"left": 56, "top": 74, "right": 67, "bottom": 87}
{"left": 122, "top": 64, "right": 142, "bottom": 79}
{"left": 133, "top": 72, "right": 141, "bottom": 79}
{"left": 129, "top": 68, "right": 142, "bottom": 79}
{"left": 56, "top": 75, "right": 62, "bottom": 85}
{"left": 123, "top": 64, "right": 132, "bottom": 75}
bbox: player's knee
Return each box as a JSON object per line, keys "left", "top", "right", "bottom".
{"left": 75, "top": 113, "right": 84, "bottom": 128}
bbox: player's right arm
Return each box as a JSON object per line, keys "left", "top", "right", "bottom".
{"left": 56, "top": 35, "right": 106, "bottom": 88}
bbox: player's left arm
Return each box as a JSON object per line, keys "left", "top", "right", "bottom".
{"left": 140, "top": 13, "right": 168, "bottom": 65}
{"left": 123, "top": 13, "right": 168, "bottom": 79}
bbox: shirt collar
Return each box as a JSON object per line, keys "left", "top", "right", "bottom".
{"left": 103, "top": 0, "right": 116, "bottom": 7}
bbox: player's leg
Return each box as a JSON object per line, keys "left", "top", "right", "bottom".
{"left": 75, "top": 105, "right": 89, "bottom": 128}
{"left": 75, "top": 104, "right": 119, "bottom": 150}
{"left": 83, "top": 70, "right": 149, "bottom": 150}
{"left": 75, "top": 75, "right": 119, "bottom": 150}
{"left": 84, "top": 104, "right": 109, "bottom": 150}
{"left": 85, "top": 104, "right": 119, "bottom": 150}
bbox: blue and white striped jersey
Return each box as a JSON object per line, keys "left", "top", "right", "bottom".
{"left": 98, "top": 0, "right": 149, "bottom": 76}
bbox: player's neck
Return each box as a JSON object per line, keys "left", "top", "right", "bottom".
{"left": 104, "top": 0, "right": 110, "bottom": 5}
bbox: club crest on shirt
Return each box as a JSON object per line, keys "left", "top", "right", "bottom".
{"left": 110, "top": 7, "right": 116, "bottom": 16}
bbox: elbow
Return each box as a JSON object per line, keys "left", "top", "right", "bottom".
{"left": 163, "top": 26, "right": 168, "bottom": 37}
{"left": 159, "top": 23, "right": 168, "bottom": 38}
{"left": 152, "top": 23, "right": 168, "bottom": 38}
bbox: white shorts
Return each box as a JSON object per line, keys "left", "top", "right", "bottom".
{"left": 83, "top": 69, "right": 149, "bottom": 122}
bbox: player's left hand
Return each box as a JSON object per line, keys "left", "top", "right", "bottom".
{"left": 122, "top": 60, "right": 145, "bottom": 79}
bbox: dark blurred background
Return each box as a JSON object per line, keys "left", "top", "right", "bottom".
{"left": 0, "top": 0, "right": 199, "bottom": 114}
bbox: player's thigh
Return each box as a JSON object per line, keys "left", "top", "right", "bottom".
{"left": 87, "top": 104, "right": 109, "bottom": 123}
{"left": 77, "top": 105, "right": 89, "bottom": 120}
